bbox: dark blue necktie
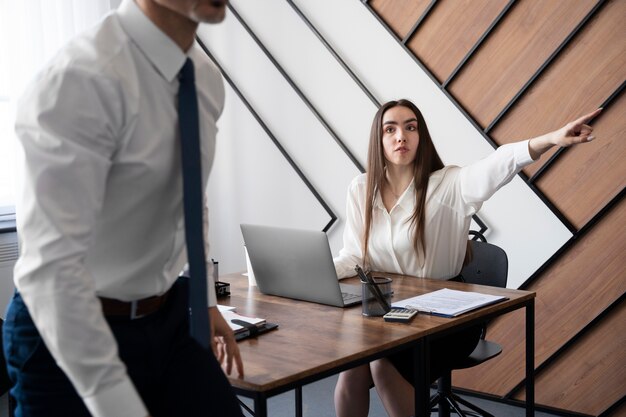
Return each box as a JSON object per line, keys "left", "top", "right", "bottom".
{"left": 178, "top": 58, "right": 210, "bottom": 349}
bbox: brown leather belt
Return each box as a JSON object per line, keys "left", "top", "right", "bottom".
{"left": 99, "top": 291, "right": 170, "bottom": 320}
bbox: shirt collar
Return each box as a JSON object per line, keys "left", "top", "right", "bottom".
{"left": 396, "top": 179, "right": 415, "bottom": 212}
{"left": 375, "top": 178, "right": 415, "bottom": 213}
{"left": 117, "top": 0, "right": 187, "bottom": 82}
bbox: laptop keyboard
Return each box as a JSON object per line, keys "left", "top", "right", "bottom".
{"left": 342, "top": 292, "right": 361, "bottom": 302}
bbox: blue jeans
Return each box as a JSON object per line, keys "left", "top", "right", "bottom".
{"left": 3, "top": 279, "right": 243, "bottom": 417}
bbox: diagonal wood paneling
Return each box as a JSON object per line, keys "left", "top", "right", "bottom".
{"left": 514, "top": 301, "right": 626, "bottom": 416}
{"left": 453, "top": 196, "right": 626, "bottom": 397}
{"left": 536, "top": 94, "right": 626, "bottom": 229}
{"left": 448, "top": 0, "right": 597, "bottom": 128}
{"left": 369, "top": 0, "right": 432, "bottom": 40}
{"left": 406, "top": 0, "right": 509, "bottom": 83}
{"left": 490, "top": 0, "right": 626, "bottom": 180}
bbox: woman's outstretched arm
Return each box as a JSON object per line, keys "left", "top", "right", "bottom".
{"left": 528, "top": 108, "right": 602, "bottom": 160}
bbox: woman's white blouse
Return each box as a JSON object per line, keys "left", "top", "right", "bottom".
{"left": 333, "top": 140, "right": 535, "bottom": 280}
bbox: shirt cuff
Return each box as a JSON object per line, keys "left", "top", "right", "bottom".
{"left": 83, "top": 376, "right": 147, "bottom": 417}
{"left": 518, "top": 139, "right": 536, "bottom": 165}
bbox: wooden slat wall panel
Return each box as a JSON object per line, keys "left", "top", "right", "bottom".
{"left": 536, "top": 95, "right": 626, "bottom": 229}
{"left": 369, "top": 0, "right": 432, "bottom": 40}
{"left": 490, "top": 0, "right": 626, "bottom": 179}
{"left": 448, "top": 0, "right": 597, "bottom": 128}
{"left": 514, "top": 302, "right": 626, "bottom": 416}
{"left": 453, "top": 196, "right": 626, "bottom": 396}
{"left": 406, "top": 0, "right": 508, "bottom": 82}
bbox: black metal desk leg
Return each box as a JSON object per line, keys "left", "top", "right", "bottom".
{"left": 254, "top": 393, "right": 267, "bottom": 417}
{"left": 295, "top": 386, "right": 303, "bottom": 417}
{"left": 414, "top": 338, "right": 430, "bottom": 417}
{"left": 526, "top": 300, "right": 535, "bottom": 417}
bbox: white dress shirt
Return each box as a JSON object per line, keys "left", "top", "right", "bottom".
{"left": 334, "top": 140, "right": 535, "bottom": 280}
{"left": 13, "top": 1, "right": 223, "bottom": 416}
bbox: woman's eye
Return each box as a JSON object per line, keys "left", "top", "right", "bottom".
{"left": 384, "top": 127, "right": 394, "bottom": 134}
{"left": 407, "top": 125, "right": 417, "bottom": 131}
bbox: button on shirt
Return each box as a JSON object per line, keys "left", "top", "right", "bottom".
{"left": 334, "top": 140, "right": 535, "bottom": 280}
{"left": 13, "top": 1, "right": 223, "bottom": 416}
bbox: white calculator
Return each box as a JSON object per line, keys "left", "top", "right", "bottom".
{"left": 383, "top": 308, "right": 418, "bottom": 323}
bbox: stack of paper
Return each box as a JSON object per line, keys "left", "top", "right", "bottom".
{"left": 217, "top": 304, "right": 237, "bottom": 313}
{"left": 392, "top": 288, "right": 508, "bottom": 318}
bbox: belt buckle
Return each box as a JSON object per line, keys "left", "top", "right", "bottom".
{"left": 130, "top": 301, "right": 145, "bottom": 320}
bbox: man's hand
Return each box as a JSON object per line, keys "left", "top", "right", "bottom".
{"left": 209, "top": 307, "right": 244, "bottom": 378}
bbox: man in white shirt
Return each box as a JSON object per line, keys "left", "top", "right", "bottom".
{"left": 3, "top": 1, "right": 244, "bottom": 416}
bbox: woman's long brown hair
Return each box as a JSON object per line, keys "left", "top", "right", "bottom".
{"left": 362, "top": 99, "right": 445, "bottom": 267}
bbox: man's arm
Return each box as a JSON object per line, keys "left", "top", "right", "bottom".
{"left": 14, "top": 66, "right": 148, "bottom": 417}
{"left": 202, "top": 199, "right": 244, "bottom": 377}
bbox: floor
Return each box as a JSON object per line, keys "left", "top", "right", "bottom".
{"left": 237, "top": 374, "right": 562, "bottom": 417}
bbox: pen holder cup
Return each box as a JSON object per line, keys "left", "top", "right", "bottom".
{"left": 361, "top": 277, "right": 392, "bottom": 317}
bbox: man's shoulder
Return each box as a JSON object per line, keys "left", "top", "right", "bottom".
{"left": 189, "top": 45, "right": 225, "bottom": 118}
{"left": 189, "top": 46, "right": 223, "bottom": 91}
{"left": 46, "top": 13, "right": 130, "bottom": 84}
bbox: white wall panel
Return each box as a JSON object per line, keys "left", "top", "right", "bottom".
{"left": 197, "top": 9, "right": 361, "bottom": 274}
{"left": 205, "top": 85, "right": 331, "bottom": 274}
{"left": 227, "top": 0, "right": 377, "bottom": 168}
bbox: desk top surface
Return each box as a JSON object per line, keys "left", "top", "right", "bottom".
{"left": 220, "top": 272, "right": 534, "bottom": 393}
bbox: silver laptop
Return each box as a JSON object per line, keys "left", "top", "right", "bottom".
{"left": 240, "top": 224, "right": 362, "bottom": 307}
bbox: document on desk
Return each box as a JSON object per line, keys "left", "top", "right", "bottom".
{"left": 221, "top": 310, "right": 279, "bottom": 341}
{"left": 392, "top": 288, "right": 508, "bottom": 318}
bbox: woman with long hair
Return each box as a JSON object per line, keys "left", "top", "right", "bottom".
{"left": 333, "top": 99, "right": 600, "bottom": 417}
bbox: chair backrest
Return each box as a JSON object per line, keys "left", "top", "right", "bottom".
{"left": 460, "top": 240, "right": 508, "bottom": 289}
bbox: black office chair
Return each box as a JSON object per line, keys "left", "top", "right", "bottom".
{"left": 429, "top": 238, "right": 508, "bottom": 417}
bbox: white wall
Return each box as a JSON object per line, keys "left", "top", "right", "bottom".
{"left": 199, "top": 0, "right": 572, "bottom": 289}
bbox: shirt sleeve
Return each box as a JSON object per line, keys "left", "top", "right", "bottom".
{"left": 458, "top": 140, "right": 535, "bottom": 214}
{"left": 13, "top": 67, "right": 148, "bottom": 417}
{"left": 333, "top": 177, "right": 366, "bottom": 279}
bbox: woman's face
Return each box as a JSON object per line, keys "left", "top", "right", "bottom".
{"left": 381, "top": 105, "right": 419, "bottom": 168}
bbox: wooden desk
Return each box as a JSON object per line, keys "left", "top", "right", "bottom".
{"left": 220, "top": 272, "right": 535, "bottom": 417}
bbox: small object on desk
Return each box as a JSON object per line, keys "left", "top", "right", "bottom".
{"left": 383, "top": 308, "right": 417, "bottom": 323}
{"left": 232, "top": 320, "right": 279, "bottom": 341}
{"left": 355, "top": 265, "right": 392, "bottom": 315}
{"left": 222, "top": 310, "right": 278, "bottom": 341}
{"left": 215, "top": 281, "right": 230, "bottom": 298}
{"left": 211, "top": 258, "right": 219, "bottom": 281}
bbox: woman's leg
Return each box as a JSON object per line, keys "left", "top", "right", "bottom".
{"left": 334, "top": 364, "right": 373, "bottom": 417}
{"left": 370, "top": 358, "right": 415, "bottom": 417}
